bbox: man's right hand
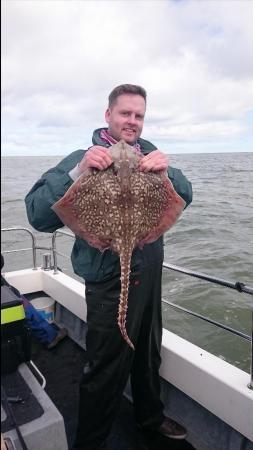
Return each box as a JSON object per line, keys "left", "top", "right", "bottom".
{"left": 79, "top": 146, "right": 113, "bottom": 171}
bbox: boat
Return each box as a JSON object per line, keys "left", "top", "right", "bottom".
{"left": 1, "top": 227, "right": 253, "bottom": 450}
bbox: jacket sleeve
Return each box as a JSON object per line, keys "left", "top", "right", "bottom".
{"left": 168, "top": 166, "right": 193, "bottom": 208}
{"left": 25, "top": 151, "right": 85, "bottom": 232}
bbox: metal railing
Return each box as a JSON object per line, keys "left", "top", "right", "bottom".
{"left": 1, "top": 227, "right": 38, "bottom": 269}
{"left": 1, "top": 226, "right": 253, "bottom": 389}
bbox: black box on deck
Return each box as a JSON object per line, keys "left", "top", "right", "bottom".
{"left": 1, "top": 285, "right": 31, "bottom": 374}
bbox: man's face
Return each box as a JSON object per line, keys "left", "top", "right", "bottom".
{"left": 105, "top": 94, "right": 146, "bottom": 144}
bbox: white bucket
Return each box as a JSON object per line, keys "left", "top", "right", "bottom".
{"left": 30, "top": 296, "right": 55, "bottom": 324}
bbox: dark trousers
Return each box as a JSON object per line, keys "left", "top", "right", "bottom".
{"left": 74, "top": 264, "right": 164, "bottom": 450}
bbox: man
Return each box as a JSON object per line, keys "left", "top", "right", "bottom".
{"left": 25, "top": 84, "right": 192, "bottom": 449}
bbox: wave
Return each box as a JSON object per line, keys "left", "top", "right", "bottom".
{"left": 2, "top": 198, "right": 23, "bottom": 204}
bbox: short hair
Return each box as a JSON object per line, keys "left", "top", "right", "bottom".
{"left": 108, "top": 84, "right": 147, "bottom": 108}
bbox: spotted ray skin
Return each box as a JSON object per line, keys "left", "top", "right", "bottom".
{"left": 52, "top": 140, "right": 186, "bottom": 349}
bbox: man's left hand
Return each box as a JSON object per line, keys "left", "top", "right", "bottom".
{"left": 139, "top": 150, "right": 169, "bottom": 172}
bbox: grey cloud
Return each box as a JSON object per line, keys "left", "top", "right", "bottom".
{"left": 2, "top": 0, "right": 253, "bottom": 155}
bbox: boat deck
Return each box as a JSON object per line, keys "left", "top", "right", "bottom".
{"left": 31, "top": 334, "right": 195, "bottom": 450}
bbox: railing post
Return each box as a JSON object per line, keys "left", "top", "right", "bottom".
{"left": 31, "top": 232, "right": 37, "bottom": 270}
{"left": 248, "top": 309, "right": 253, "bottom": 390}
{"left": 52, "top": 231, "right": 59, "bottom": 274}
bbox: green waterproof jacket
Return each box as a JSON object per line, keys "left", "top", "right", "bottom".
{"left": 25, "top": 128, "right": 192, "bottom": 282}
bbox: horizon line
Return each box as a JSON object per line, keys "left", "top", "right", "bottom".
{"left": 2, "top": 150, "right": 253, "bottom": 158}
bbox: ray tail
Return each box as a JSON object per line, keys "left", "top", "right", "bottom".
{"left": 118, "top": 245, "right": 135, "bottom": 350}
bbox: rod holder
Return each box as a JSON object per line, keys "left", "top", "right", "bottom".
{"left": 42, "top": 253, "right": 52, "bottom": 271}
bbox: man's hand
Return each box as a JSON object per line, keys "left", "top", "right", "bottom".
{"left": 139, "top": 150, "right": 169, "bottom": 172}
{"left": 79, "top": 146, "right": 113, "bottom": 171}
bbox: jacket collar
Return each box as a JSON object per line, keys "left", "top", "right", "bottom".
{"left": 92, "top": 128, "right": 157, "bottom": 155}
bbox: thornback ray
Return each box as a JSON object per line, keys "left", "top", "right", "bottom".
{"left": 52, "top": 140, "right": 186, "bottom": 349}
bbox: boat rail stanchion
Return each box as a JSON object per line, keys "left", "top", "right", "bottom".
{"left": 52, "top": 231, "right": 59, "bottom": 274}
{"left": 51, "top": 228, "right": 75, "bottom": 274}
{"left": 248, "top": 309, "right": 253, "bottom": 390}
{"left": 31, "top": 232, "right": 37, "bottom": 270}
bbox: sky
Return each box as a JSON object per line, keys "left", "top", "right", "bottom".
{"left": 2, "top": 0, "right": 253, "bottom": 156}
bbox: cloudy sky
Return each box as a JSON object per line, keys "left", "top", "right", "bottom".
{"left": 2, "top": 0, "right": 253, "bottom": 156}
